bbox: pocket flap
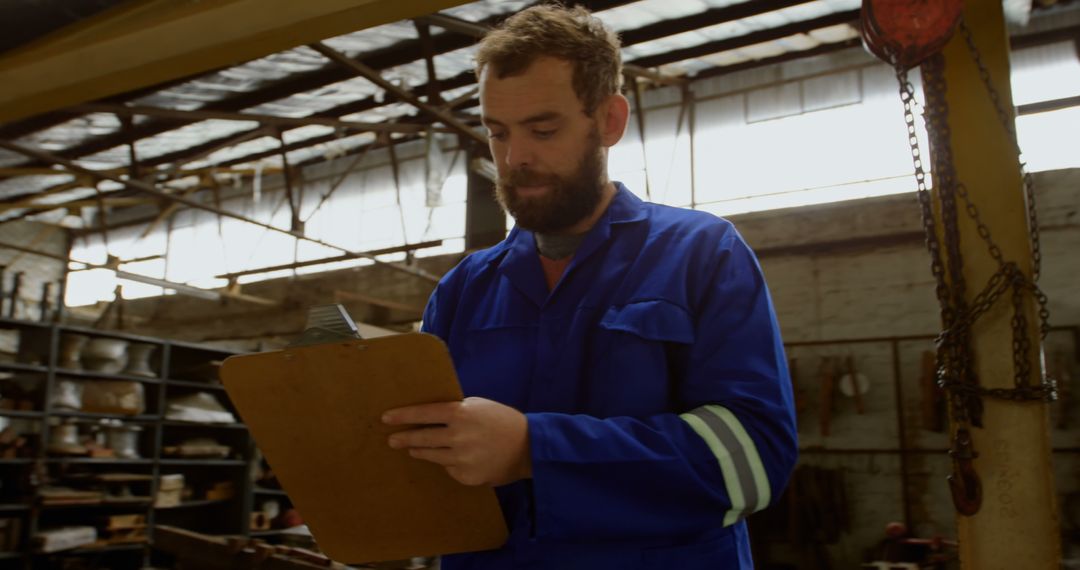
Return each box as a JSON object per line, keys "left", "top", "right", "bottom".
{"left": 598, "top": 299, "right": 695, "bottom": 344}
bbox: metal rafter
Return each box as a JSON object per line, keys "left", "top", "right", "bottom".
{"left": 0, "top": 5, "right": 522, "bottom": 168}
{"left": 414, "top": 20, "right": 445, "bottom": 106}
{"left": 629, "top": 10, "right": 861, "bottom": 69}
{"left": 0, "top": 239, "right": 277, "bottom": 306}
{"left": 148, "top": 71, "right": 479, "bottom": 171}
{"left": 309, "top": 42, "right": 487, "bottom": 145}
{"left": 0, "top": 164, "right": 282, "bottom": 223}
{"left": 0, "top": 139, "right": 441, "bottom": 284}
{"left": 0, "top": 1, "right": 630, "bottom": 173}
{"left": 618, "top": 0, "right": 817, "bottom": 46}
{"left": 691, "top": 37, "right": 862, "bottom": 82}
{"left": 0, "top": 2, "right": 849, "bottom": 226}
{"left": 73, "top": 103, "right": 448, "bottom": 133}
{"left": 143, "top": 4, "right": 854, "bottom": 171}
{"left": 215, "top": 239, "right": 444, "bottom": 280}
{"left": 0, "top": 0, "right": 481, "bottom": 124}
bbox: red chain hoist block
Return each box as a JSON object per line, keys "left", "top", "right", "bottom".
{"left": 861, "top": 0, "right": 965, "bottom": 69}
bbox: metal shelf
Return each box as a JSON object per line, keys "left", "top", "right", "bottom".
{"left": 164, "top": 379, "right": 225, "bottom": 391}
{"left": 161, "top": 420, "right": 244, "bottom": 429}
{"left": 40, "top": 501, "right": 152, "bottom": 510}
{"left": 0, "top": 459, "right": 33, "bottom": 465}
{"left": 45, "top": 458, "right": 153, "bottom": 465}
{"left": 0, "top": 361, "right": 47, "bottom": 374}
{"left": 55, "top": 323, "right": 165, "bottom": 346}
{"left": 154, "top": 499, "right": 229, "bottom": 510}
{"left": 0, "top": 409, "right": 43, "bottom": 419}
{"left": 0, "top": 316, "right": 252, "bottom": 568}
{"left": 44, "top": 543, "right": 146, "bottom": 556}
{"left": 52, "top": 410, "right": 160, "bottom": 422}
{"left": 0, "top": 317, "right": 49, "bottom": 331}
{"left": 158, "top": 459, "right": 245, "bottom": 466}
{"left": 248, "top": 529, "right": 293, "bottom": 538}
{"left": 55, "top": 368, "right": 162, "bottom": 384}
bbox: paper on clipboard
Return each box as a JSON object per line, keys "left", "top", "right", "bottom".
{"left": 220, "top": 333, "right": 508, "bottom": 564}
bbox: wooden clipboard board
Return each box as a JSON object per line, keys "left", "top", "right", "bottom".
{"left": 220, "top": 333, "right": 507, "bottom": 563}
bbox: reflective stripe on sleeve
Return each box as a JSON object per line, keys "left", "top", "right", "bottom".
{"left": 680, "top": 405, "right": 772, "bottom": 525}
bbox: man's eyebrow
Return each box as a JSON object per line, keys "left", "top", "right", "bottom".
{"left": 482, "top": 112, "right": 564, "bottom": 127}
{"left": 519, "top": 111, "right": 563, "bottom": 125}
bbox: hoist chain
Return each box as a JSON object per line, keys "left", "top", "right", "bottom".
{"left": 889, "top": 18, "right": 1057, "bottom": 515}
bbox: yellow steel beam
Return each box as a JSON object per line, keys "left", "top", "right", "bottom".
{"left": 0, "top": 0, "right": 473, "bottom": 125}
{"left": 935, "top": 0, "right": 1061, "bottom": 567}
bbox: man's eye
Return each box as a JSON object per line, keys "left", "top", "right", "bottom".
{"left": 489, "top": 131, "right": 508, "bottom": 141}
{"left": 534, "top": 130, "right": 556, "bottom": 139}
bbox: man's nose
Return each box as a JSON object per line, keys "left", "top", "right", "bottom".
{"left": 503, "top": 138, "right": 534, "bottom": 170}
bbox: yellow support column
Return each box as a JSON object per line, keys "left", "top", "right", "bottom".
{"left": 933, "top": 1, "right": 1061, "bottom": 567}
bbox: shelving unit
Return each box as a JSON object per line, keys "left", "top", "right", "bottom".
{"left": 0, "top": 317, "right": 264, "bottom": 569}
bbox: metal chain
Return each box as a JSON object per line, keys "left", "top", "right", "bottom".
{"left": 892, "top": 30, "right": 1057, "bottom": 431}
{"left": 884, "top": 13, "right": 1058, "bottom": 519}
{"left": 960, "top": 20, "right": 1048, "bottom": 320}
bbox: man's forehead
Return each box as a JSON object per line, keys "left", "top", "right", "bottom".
{"left": 480, "top": 57, "right": 581, "bottom": 122}
{"left": 482, "top": 56, "right": 574, "bottom": 85}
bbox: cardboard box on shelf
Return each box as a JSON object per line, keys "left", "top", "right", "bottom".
{"left": 158, "top": 474, "right": 184, "bottom": 490}
{"left": 32, "top": 526, "right": 97, "bottom": 553}
{"left": 154, "top": 489, "right": 181, "bottom": 508}
{"left": 0, "top": 517, "right": 22, "bottom": 552}
{"left": 205, "top": 481, "right": 235, "bottom": 502}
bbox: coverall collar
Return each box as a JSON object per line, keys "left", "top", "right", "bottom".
{"left": 493, "top": 182, "right": 648, "bottom": 307}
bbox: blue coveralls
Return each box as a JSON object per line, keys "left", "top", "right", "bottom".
{"left": 421, "top": 184, "right": 798, "bottom": 569}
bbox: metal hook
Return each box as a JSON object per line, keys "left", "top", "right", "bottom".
{"left": 947, "top": 428, "right": 982, "bottom": 516}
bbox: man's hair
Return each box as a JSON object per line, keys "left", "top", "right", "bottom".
{"left": 475, "top": 4, "right": 623, "bottom": 115}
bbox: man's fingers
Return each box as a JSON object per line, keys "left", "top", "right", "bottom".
{"left": 407, "top": 447, "right": 457, "bottom": 466}
{"left": 388, "top": 427, "right": 452, "bottom": 449}
{"left": 382, "top": 401, "right": 460, "bottom": 425}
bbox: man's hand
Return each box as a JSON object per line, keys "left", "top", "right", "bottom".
{"left": 382, "top": 397, "right": 532, "bottom": 487}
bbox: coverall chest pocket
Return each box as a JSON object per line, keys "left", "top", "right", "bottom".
{"left": 587, "top": 299, "right": 696, "bottom": 416}
{"left": 459, "top": 309, "right": 537, "bottom": 408}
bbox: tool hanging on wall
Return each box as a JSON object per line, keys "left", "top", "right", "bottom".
{"left": 7, "top": 271, "right": 23, "bottom": 319}
{"left": 818, "top": 357, "right": 838, "bottom": 437}
{"left": 39, "top": 282, "right": 51, "bottom": 322}
{"left": 1051, "top": 351, "right": 1072, "bottom": 431}
{"left": 919, "top": 350, "right": 945, "bottom": 433}
{"left": 0, "top": 265, "right": 6, "bottom": 317}
{"left": 790, "top": 357, "right": 807, "bottom": 414}
{"left": 860, "top": 0, "right": 1057, "bottom": 517}
{"left": 818, "top": 355, "right": 869, "bottom": 437}
{"left": 53, "top": 278, "right": 66, "bottom": 323}
{"left": 840, "top": 355, "right": 867, "bottom": 415}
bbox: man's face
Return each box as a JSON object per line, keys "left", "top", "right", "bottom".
{"left": 480, "top": 57, "right": 608, "bottom": 234}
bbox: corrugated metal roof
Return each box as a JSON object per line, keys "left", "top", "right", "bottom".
{"left": 0, "top": 0, "right": 1055, "bottom": 222}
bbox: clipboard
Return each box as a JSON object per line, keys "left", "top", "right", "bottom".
{"left": 220, "top": 332, "right": 508, "bottom": 563}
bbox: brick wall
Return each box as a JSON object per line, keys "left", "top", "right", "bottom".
{"left": 740, "top": 168, "right": 1080, "bottom": 566}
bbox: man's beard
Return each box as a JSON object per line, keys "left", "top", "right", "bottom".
{"left": 494, "top": 129, "right": 606, "bottom": 234}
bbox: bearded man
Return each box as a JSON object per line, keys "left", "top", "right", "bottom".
{"left": 381, "top": 5, "right": 798, "bottom": 569}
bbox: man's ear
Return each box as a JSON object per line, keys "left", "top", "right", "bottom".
{"left": 598, "top": 93, "right": 630, "bottom": 148}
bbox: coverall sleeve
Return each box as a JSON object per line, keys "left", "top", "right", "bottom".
{"left": 525, "top": 232, "right": 798, "bottom": 541}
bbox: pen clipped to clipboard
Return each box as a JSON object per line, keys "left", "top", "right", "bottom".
{"left": 220, "top": 305, "right": 507, "bottom": 564}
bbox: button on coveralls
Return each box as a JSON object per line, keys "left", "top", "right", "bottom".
{"left": 422, "top": 184, "right": 798, "bottom": 569}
